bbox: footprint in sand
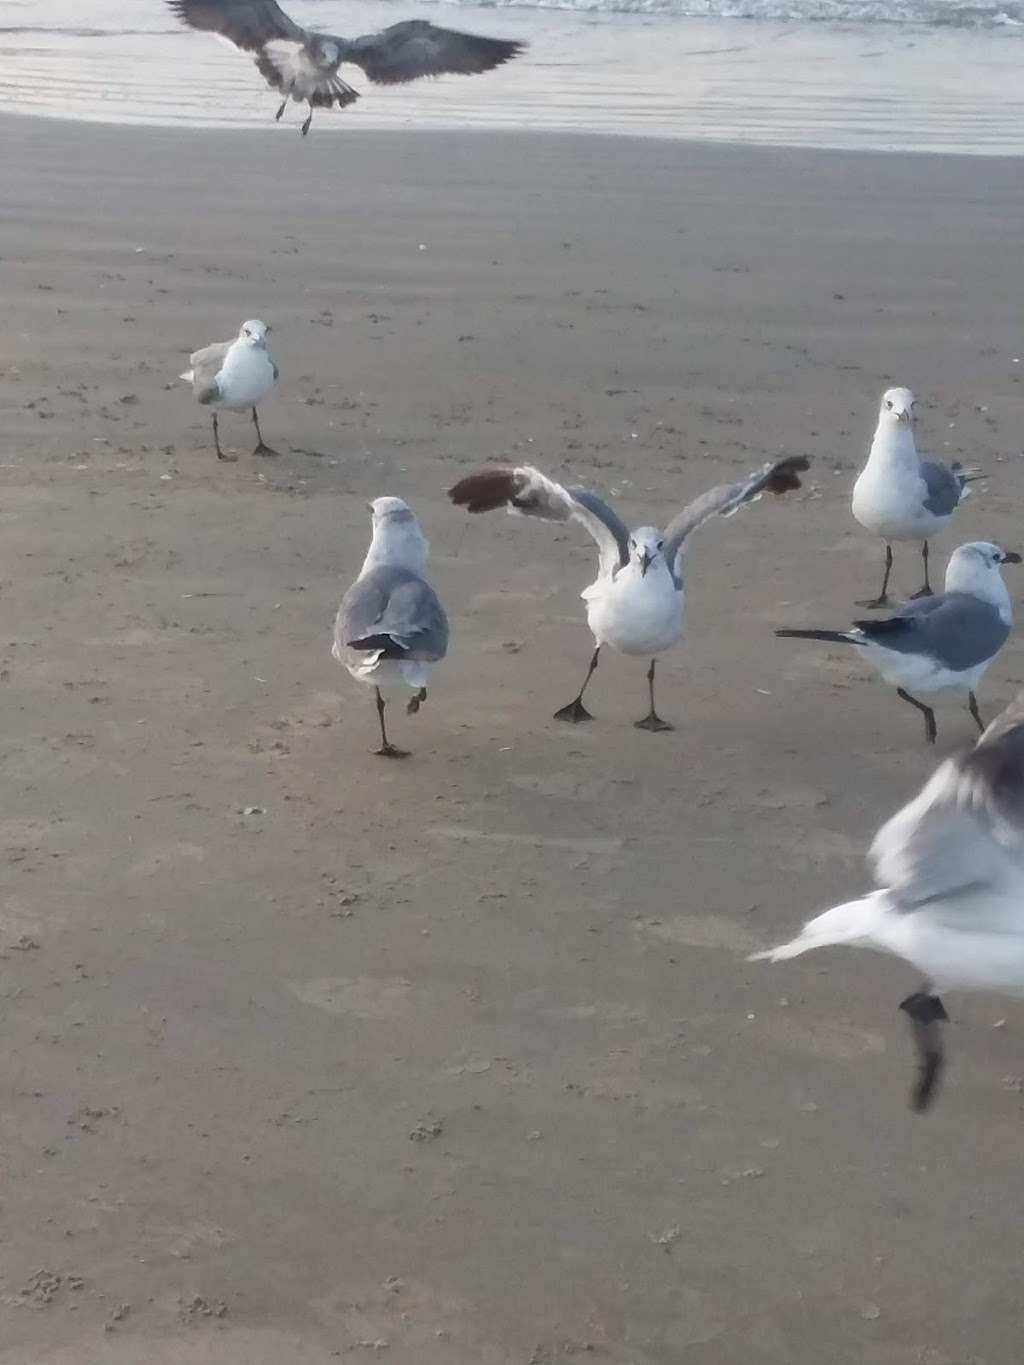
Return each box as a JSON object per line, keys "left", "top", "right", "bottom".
{"left": 755, "top": 1013, "right": 887, "bottom": 1060}
{"left": 286, "top": 975, "right": 419, "bottom": 1023}
{"left": 508, "top": 773, "right": 608, "bottom": 801}
{"left": 635, "top": 913, "right": 761, "bottom": 954}
{"left": 7, "top": 1330, "right": 342, "bottom": 1365}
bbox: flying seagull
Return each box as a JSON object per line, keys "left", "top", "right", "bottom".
{"left": 852, "top": 387, "right": 980, "bottom": 608}
{"left": 777, "top": 541, "right": 1019, "bottom": 744}
{"left": 751, "top": 689, "right": 1024, "bottom": 1112}
{"left": 179, "top": 318, "right": 279, "bottom": 462}
{"left": 332, "top": 498, "right": 449, "bottom": 758}
{"left": 449, "top": 456, "right": 809, "bottom": 731}
{"left": 168, "top": 0, "right": 525, "bottom": 135}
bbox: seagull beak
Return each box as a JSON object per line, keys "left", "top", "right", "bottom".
{"left": 1002, "top": 551, "right": 1022, "bottom": 564}
{"left": 639, "top": 550, "right": 652, "bottom": 578}
{"left": 896, "top": 408, "right": 911, "bottom": 424}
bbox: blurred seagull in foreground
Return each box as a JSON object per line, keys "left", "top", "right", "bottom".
{"left": 169, "top": 0, "right": 525, "bottom": 136}
{"left": 179, "top": 318, "right": 279, "bottom": 462}
{"left": 852, "top": 387, "right": 980, "bottom": 607}
{"left": 752, "top": 690, "right": 1024, "bottom": 1112}
{"left": 332, "top": 499, "right": 448, "bottom": 758}
{"left": 777, "top": 541, "right": 1019, "bottom": 744}
{"left": 449, "top": 456, "right": 808, "bottom": 731}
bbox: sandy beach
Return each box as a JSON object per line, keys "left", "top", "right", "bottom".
{"left": 2, "top": 113, "right": 1024, "bottom": 1362}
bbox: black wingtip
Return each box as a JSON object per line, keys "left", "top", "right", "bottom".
{"left": 763, "top": 454, "right": 811, "bottom": 495}
{"left": 448, "top": 468, "right": 517, "bottom": 514}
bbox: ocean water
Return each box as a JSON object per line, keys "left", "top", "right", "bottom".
{"left": 0, "top": 0, "right": 1021, "bottom": 152}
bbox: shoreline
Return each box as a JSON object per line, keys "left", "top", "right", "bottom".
{"left": 3, "top": 1, "right": 1023, "bottom": 156}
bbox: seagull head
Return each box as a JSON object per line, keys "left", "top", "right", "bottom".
{"left": 312, "top": 38, "right": 341, "bottom": 69}
{"left": 945, "top": 541, "right": 1021, "bottom": 595}
{"left": 629, "top": 527, "right": 664, "bottom": 579}
{"left": 365, "top": 497, "right": 429, "bottom": 573}
{"left": 239, "top": 319, "right": 270, "bottom": 349}
{"left": 879, "top": 387, "right": 915, "bottom": 427}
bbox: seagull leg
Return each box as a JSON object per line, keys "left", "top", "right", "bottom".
{"left": 634, "top": 658, "right": 674, "bottom": 732}
{"left": 968, "top": 691, "right": 985, "bottom": 733}
{"left": 251, "top": 407, "right": 279, "bottom": 458}
{"left": 554, "top": 646, "right": 600, "bottom": 723}
{"left": 406, "top": 687, "right": 427, "bottom": 716}
{"left": 212, "top": 412, "right": 237, "bottom": 463}
{"left": 909, "top": 541, "right": 934, "bottom": 599}
{"left": 857, "top": 543, "right": 893, "bottom": 608}
{"left": 301, "top": 104, "right": 314, "bottom": 137}
{"left": 275, "top": 97, "right": 288, "bottom": 122}
{"left": 899, "top": 989, "right": 949, "bottom": 1112}
{"left": 373, "top": 688, "right": 408, "bottom": 759}
{"left": 896, "top": 687, "right": 937, "bottom": 744}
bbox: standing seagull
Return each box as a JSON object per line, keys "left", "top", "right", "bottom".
{"left": 776, "top": 542, "right": 1020, "bottom": 744}
{"left": 449, "top": 457, "right": 809, "bottom": 731}
{"left": 168, "top": 0, "right": 525, "bottom": 136}
{"left": 751, "top": 690, "right": 1024, "bottom": 1112}
{"left": 179, "top": 318, "right": 279, "bottom": 462}
{"left": 332, "top": 498, "right": 448, "bottom": 758}
{"left": 852, "top": 387, "right": 979, "bottom": 608}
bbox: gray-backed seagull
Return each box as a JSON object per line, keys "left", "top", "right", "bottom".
{"left": 449, "top": 456, "right": 809, "bottom": 732}
{"left": 332, "top": 498, "right": 449, "bottom": 758}
{"left": 752, "top": 689, "right": 1024, "bottom": 1112}
{"left": 179, "top": 318, "right": 279, "bottom": 463}
{"left": 777, "top": 541, "right": 1019, "bottom": 745}
{"left": 169, "top": 0, "right": 525, "bottom": 136}
{"left": 852, "top": 387, "right": 980, "bottom": 608}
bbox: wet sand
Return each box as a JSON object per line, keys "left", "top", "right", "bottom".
{"left": 2, "top": 115, "right": 1024, "bottom": 1362}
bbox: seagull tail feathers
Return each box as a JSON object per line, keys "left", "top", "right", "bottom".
{"left": 179, "top": 370, "right": 194, "bottom": 383}
{"left": 748, "top": 895, "right": 886, "bottom": 963}
{"left": 775, "top": 628, "right": 852, "bottom": 645}
{"left": 952, "top": 462, "right": 984, "bottom": 491}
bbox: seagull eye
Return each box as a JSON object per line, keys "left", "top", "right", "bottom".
{"left": 885, "top": 399, "right": 893, "bottom": 409}
{"left": 657, "top": 540, "right": 664, "bottom": 550}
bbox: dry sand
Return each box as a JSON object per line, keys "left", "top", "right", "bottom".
{"left": 2, "top": 115, "right": 1024, "bottom": 1363}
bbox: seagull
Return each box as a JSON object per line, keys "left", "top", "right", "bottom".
{"left": 776, "top": 542, "right": 1019, "bottom": 745}
{"left": 751, "top": 689, "right": 1024, "bottom": 1112}
{"left": 332, "top": 498, "right": 449, "bottom": 758}
{"left": 852, "top": 387, "right": 980, "bottom": 608}
{"left": 179, "top": 319, "right": 279, "bottom": 462}
{"left": 449, "top": 456, "right": 809, "bottom": 731}
{"left": 168, "top": 0, "right": 525, "bottom": 136}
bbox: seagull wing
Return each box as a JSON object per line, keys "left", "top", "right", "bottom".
{"left": 167, "top": 0, "right": 305, "bottom": 50}
{"left": 660, "top": 456, "right": 809, "bottom": 585}
{"left": 870, "top": 697, "right": 1024, "bottom": 916}
{"left": 183, "top": 339, "right": 232, "bottom": 403}
{"left": 449, "top": 465, "right": 629, "bottom": 581}
{"left": 336, "top": 566, "right": 448, "bottom": 664}
{"left": 340, "top": 20, "right": 524, "bottom": 85}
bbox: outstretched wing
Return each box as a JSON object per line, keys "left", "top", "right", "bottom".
{"left": 870, "top": 695, "right": 1024, "bottom": 914}
{"left": 167, "top": 0, "right": 305, "bottom": 50}
{"left": 660, "top": 456, "right": 809, "bottom": 586}
{"left": 341, "top": 20, "right": 524, "bottom": 85}
{"left": 449, "top": 466, "right": 629, "bottom": 581}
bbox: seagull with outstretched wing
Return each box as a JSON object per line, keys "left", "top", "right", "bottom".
{"left": 752, "top": 690, "right": 1024, "bottom": 1112}
{"left": 448, "top": 456, "right": 809, "bottom": 731}
{"left": 168, "top": 0, "right": 525, "bottom": 135}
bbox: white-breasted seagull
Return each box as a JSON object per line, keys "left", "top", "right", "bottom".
{"left": 449, "top": 456, "right": 809, "bottom": 732}
{"left": 752, "top": 689, "right": 1024, "bottom": 1112}
{"left": 852, "top": 386, "right": 980, "bottom": 608}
